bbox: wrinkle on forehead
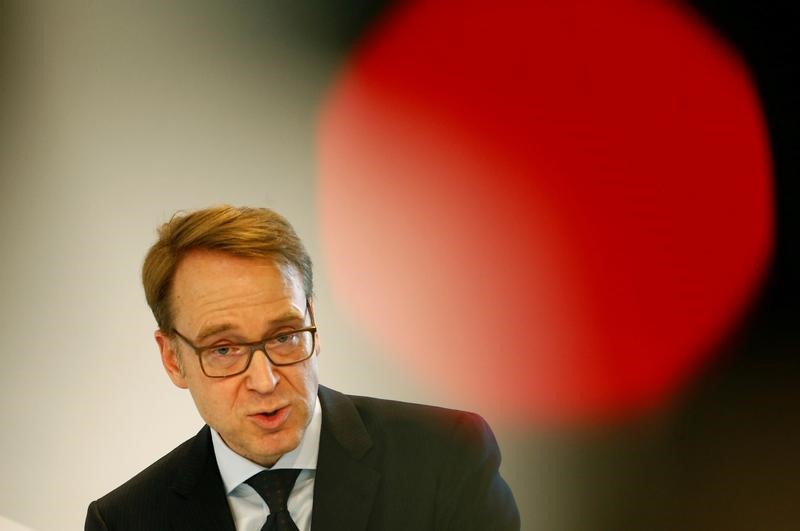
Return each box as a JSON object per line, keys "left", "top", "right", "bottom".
{"left": 170, "top": 250, "right": 306, "bottom": 339}
{"left": 193, "top": 306, "right": 306, "bottom": 345}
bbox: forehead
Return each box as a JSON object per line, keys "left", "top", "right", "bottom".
{"left": 170, "top": 249, "right": 304, "bottom": 330}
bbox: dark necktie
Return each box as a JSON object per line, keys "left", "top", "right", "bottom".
{"left": 246, "top": 469, "right": 302, "bottom": 531}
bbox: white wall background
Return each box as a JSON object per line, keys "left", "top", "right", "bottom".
{"left": 0, "top": 3, "right": 536, "bottom": 529}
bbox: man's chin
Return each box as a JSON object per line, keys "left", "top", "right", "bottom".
{"left": 247, "top": 431, "right": 303, "bottom": 466}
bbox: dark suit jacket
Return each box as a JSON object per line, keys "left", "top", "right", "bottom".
{"left": 85, "top": 386, "right": 519, "bottom": 530}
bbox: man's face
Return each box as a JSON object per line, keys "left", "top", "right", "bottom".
{"left": 156, "top": 249, "right": 320, "bottom": 467}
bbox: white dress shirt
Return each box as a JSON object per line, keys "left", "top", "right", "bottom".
{"left": 211, "top": 397, "right": 322, "bottom": 531}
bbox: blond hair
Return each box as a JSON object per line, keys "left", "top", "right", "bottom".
{"left": 142, "top": 205, "right": 313, "bottom": 331}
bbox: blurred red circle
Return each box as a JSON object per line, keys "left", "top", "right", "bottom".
{"left": 318, "top": 1, "right": 772, "bottom": 425}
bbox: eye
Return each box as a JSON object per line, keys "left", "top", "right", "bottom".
{"left": 268, "top": 330, "right": 301, "bottom": 351}
{"left": 274, "top": 333, "right": 292, "bottom": 344}
{"left": 212, "top": 346, "right": 231, "bottom": 357}
{"left": 208, "top": 345, "right": 246, "bottom": 357}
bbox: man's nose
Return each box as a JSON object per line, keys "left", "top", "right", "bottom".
{"left": 245, "top": 349, "right": 279, "bottom": 393}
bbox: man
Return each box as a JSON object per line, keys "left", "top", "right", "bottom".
{"left": 85, "top": 205, "right": 519, "bottom": 531}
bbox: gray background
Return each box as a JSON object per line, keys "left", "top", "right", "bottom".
{"left": 0, "top": 3, "right": 538, "bottom": 529}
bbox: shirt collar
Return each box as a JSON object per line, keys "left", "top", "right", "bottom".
{"left": 211, "top": 395, "right": 322, "bottom": 495}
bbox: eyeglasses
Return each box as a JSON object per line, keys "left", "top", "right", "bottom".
{"left": 171, "top": 304, "right": 317, "bottom": 378}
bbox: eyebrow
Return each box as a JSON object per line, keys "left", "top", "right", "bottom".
{"left": 195, "top": 323, "right": 237, "bottom": 344}
{"left": 194, "top": 310, "right": 306, "bottom": 345}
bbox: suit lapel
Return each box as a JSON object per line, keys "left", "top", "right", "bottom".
{"left": 159, "top": 390, "right": 381, "bottom": 531}
{"left": 311, "top": 386, "right": 381, "bottom": 531}
{"left": 167, "top": 426, "right": 237, "bottom": 531}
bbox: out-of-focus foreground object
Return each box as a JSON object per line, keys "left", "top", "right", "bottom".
{"left": 318, "top": 0, "right": 773, "bottom": 425}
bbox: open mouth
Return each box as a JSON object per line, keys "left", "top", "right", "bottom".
{"left": 255, "top": 406, "right": 287, "bottom": 419}
{"left": 250, "top": 405, "right": 289, "bottom": 428}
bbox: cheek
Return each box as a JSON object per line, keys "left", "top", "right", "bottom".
{"left": 297, "top": 362, "right": 320, "bottom": 403}
{"left": 187, "top": 380, "right": 240, "bottom": 421}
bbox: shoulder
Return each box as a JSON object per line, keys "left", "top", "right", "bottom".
{"left": 86, "top": 427, "right": 209, "bottom": 526}
{"left": 320, "top": 385, "right": 499, "bottom": 465}
{"left": 318, "top": 386, "right": 519, "bottom": 530}
{"left": 350, "top": 392, "right": 493, "bottom": 447}
{"left": 96, "top": 428, "right": 201, "bottom": 503}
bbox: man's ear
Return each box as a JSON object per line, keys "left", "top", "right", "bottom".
{"left": 155, "top": 330, "right": 188, "bottom": 389}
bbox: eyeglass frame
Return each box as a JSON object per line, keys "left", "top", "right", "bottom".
{"left": 169, "top": 301, "right": 317, "bottom": 378}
